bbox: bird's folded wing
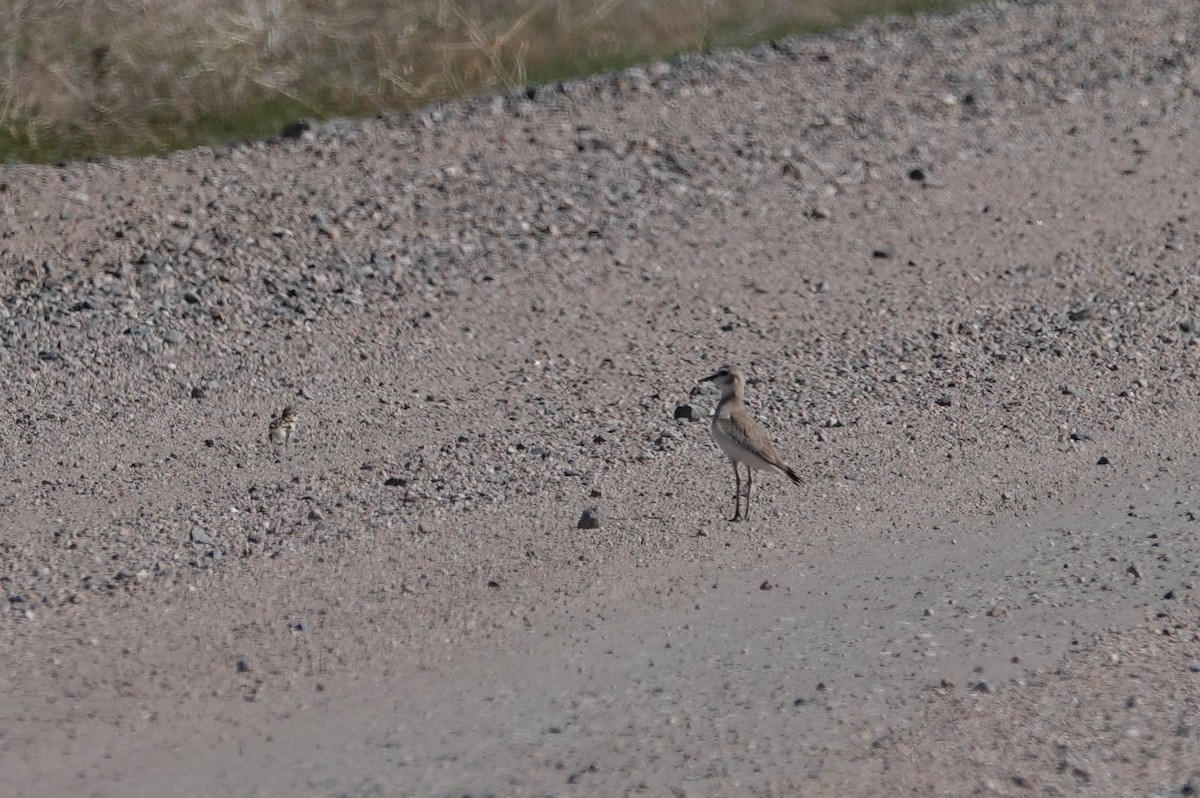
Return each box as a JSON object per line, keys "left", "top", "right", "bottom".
{"left": 722, "top": 411, "right": 783, "bottom": 465}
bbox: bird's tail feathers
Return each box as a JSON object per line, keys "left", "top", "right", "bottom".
{"left": 781, "top": 464, "right": 803, "bottom": 485}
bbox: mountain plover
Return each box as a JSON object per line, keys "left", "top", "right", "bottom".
{"left": 701, "top": 364, "right": 801, "bottom": 521}
{"left": 268, "top": 405, "right": 298, "bottom": 449}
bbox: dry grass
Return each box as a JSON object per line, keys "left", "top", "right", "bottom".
{"left": 0, "top": 0, "right": 967, "bottom": 163}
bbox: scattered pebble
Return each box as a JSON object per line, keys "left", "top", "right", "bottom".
{"left": 189, "top": 528, "right": 214, "bottom": 545}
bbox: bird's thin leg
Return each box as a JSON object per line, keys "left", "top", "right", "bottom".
{"left": 745, "top": 469, "right": 753, "bottom": 521}
{"left": 730, "top": 462, "right": 742, "bottom": 522}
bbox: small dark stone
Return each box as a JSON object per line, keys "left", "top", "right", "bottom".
{"left": 872, "top": 245, "right": 894, "bottom": 259}
{"left": 291, "top": 619, "right": 309, "bottom": 633}
{"left": 793, "top": 697, "right": 806, "bottom": 706}
{"left": 1068, "top": 307, "right": 1094, "bottom": 322}
{"left": 1164, "top": 589, "right": 1176, "bottom": 600}
{"left": 934, "top": 394, "right": 952, "bottom": 407}
{"left": 577, "top": 507, "right": 602, "bottom": 530}
{"left": 1127, "top": 564, "right": 1142, "bottom": 579}
{"left": 673, "top": 403, "right": 704, "bottom": 422}
{"left": 1070, "top": 431, "right": 1091, "bottom": 441}
{"left": 907, "top": 166, "right": 926, "bottom": 181}
{"left": 816, "top": 682, "right": 826, "bottom": 691}
{"left": 1097, "top": 456, "right": 1110, "bottom": 465}
{"left": 190, "top": 386, "right": 206, "bottom": 399}
{"left": 760, "top": 580, "right": 774, "bottom": 591}
{"left": 236, "top": 658, "right": 252, "bottom": 673}
{"left": 972, "top": 680, "right": 992, "bottom": 693}
{"left": 183, "top": 292, "right": 201, "bottom": 305}
{"left": 384, "top": 476, "right": 406, "bottom": 487}
{"left": 38, "top": 350, "right": 61, "bottom": 362}
{"left": 547, "top": 726, "right": 562, "bottom": 734}
{"left": 204, "top": 438, "right": 215, "bottom": 447}
{"left": 487, "top": 580, "right": 500, "bottom": 589}
{"left": 279, "top": 119, "right": 314, "bottom": 139}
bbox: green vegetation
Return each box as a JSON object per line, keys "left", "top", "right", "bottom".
{"left": 0, "top": 0, "right": 975, "bottom": 164}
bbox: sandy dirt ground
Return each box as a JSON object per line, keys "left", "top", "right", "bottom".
{"left": 2, "top": 0, "right": 1200, "bottom": 795}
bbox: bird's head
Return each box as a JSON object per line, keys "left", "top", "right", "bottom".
{"left": 700, "top": 364, "right": 746, "bottom": 400}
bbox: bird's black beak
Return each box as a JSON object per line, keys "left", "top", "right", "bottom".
{"left": 700, "top": 372, "right": 719, "bottom": 383}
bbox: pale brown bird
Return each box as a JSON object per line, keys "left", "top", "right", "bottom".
{"left": 701, "top": 365, "right": 802, "bottom": 521}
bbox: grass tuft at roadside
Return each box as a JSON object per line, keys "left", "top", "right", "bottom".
{"left": 0, "top": 0, "right": 970, "bottom": 164}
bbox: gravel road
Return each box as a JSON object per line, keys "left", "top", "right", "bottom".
{"left": 2, "top": 0, "right": 1200, "bottom": 795}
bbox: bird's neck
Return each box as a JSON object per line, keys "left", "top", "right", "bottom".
{"left": 715, "top": 392, "right": 743, "bottom": 418}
